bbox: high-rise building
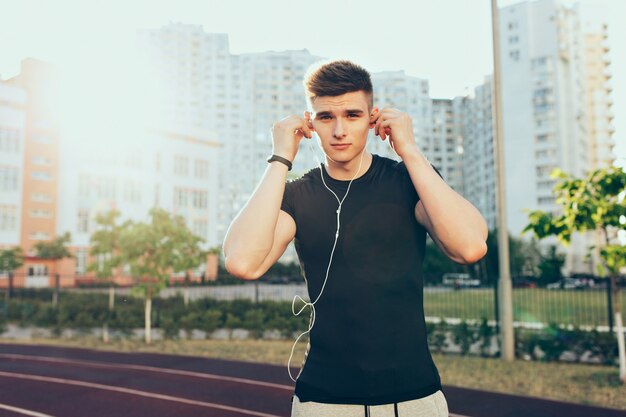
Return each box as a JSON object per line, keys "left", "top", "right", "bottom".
{"left": 430, "top": 98, "right": 464, "bottom": 193}
{"left": 498, "top": 0, "right": 615, "bottom": 274}
{"left": 0, "top": 81, "right": 26, "bottom": 252}
{"left": 0, "top": 57, "right": 221, "bottom": 289}
{"left": 582, "top": 20, "right": 615, "bottom": 171}
{"left": 56, "top": 128, "right": 220, "bottom": 285}
{"left": 453, "top": 76, "right": 498, "bottom": 231}
{"left": 369, "top": 71, "right": 432, "bottom": 162}
{"left": 1, "top": 59, "right": 62, "bottom": 288}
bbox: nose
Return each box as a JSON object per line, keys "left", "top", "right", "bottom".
{"left": 333, "top": 118, "right": 346, "bottom": 139}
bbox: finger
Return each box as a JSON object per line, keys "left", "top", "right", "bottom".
{"left": 299, "top": 118, "right": 313, "bottom": 138}
{"left": 304, "top": 111, "right": 315, "bottom": 131}
{"left": 380, "top": 120, "right": 393, "bottom": 141}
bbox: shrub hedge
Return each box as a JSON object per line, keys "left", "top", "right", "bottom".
{"left": 0, "top": 293, "right": 618, "bottom": 366}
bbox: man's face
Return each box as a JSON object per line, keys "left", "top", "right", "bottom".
{"left": 310, "top": 90, "right": 374, "bottom": 163}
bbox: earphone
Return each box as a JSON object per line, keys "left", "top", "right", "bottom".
{"left": 286, "top": 122, "right": 368, "bottom": 383}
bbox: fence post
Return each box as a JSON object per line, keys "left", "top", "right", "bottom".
{"left": 607, "top": 277, "right": 614, "bottom": 335}
{"left": 52, "top": 273, "right": 60, "bottom": 307}
{"left": 494, "top": 276, "right": 500, "bottom": 338}
{"left": 7, "top": 272, "right": 13, "bottom": 300}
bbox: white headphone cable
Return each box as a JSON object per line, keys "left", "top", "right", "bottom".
{"left": 287, "top": 133, "right": 367, "bottom": 382}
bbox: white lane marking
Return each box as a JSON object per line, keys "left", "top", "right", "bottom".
{"left": 0, "top": 354, "right": 471, "bottom": 417}
{"left": 0, "top": 403, "right": 56, "bottom": 417}
{"left": 0, "top": 353, "right": 292, "bottom": 390}
{"left": 0, "top": 371, "right": 282, "bottom": 417}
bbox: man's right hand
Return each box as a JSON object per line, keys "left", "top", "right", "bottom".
{"left": 271, "top": 111, "right": 315, "bottom": 162}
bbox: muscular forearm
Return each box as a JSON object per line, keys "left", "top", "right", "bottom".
{"left": 223, "top": 162, "right": 289, "bottom": 277}
{"left": 403, "top": 150, "right": 488, "bottom": 262}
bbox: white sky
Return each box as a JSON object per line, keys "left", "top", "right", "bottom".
{"left": 0, "top": 0, "right": 623, "bottom": 166}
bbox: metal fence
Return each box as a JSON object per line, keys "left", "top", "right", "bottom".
{"left": 63, "top": 282, "right": 625, "bottom": 332}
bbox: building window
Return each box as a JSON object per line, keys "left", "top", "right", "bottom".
{"left": 28, "top": 264, "right": 48, "bottom": 276}
{"left": 77, "top": 209, "right": 89, "bottom": 233}
{"left": 30, "top": 209, "right": 53, "bottom": 218}
{"left": 173, "top": 187, "right": 189, "bottom": 207}
{"left": 32, "top": 135, "right": 52, "bottom": 144}
{"left": 32, "top": 156, "right": 53, "bottom": 166}
{"left": 32, "top": 171, "right": 53, "bottom": 181}
{"left": 0, "top": 206, "right": 17, "bottom": 231}
{"left": 28, "top": 231, "right": 51, "bottom": 240}
{"left": 194, "top": 159, "right": 209, "bottom": 179}
{"left": 192, "top": 190, "right": 208, "bottom": 209}
{"left": 96, "top": 177, "right": 116, "bottom": 200}
{"left": 75, "top": 249, "right": 88, "bottom": 275}
{"left": 537, "top": 196, "right": 554, "bottom": 205}
{"left": 174, "top": 155, "right": 189, "bottom": 176}
{"left": 31, "top": 192, "right": 53, "bottom": 203}
{"left": 0, "top": 166, "right": 19, "bottom": 191}
{"left": 0, "top": 128, "right": 20, "bottom": 153}
{"left": 192, "top": 219, "right": 208, "bottom": 238}
{"left": 123, "top": 181, "right": 142, "bottom": 204}
{"left": 509, "top": 50, "right": 520, "bottom": 61}
{"left": 74, "top": 176, "right": 85, "bottom": 199}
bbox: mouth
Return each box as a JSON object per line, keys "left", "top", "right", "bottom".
{"left": 331, "top": 143, "right": 351, "bottom": 149}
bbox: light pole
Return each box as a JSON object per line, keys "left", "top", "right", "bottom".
{"left": 491, "top": 0, "right": 515, "bottom": 361}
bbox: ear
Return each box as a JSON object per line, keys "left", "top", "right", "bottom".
{"left": 369, "top": 107, "right": 378, "bottom": 128}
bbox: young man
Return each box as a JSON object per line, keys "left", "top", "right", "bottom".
{"left": 223, "top": 60, "right": 488, "bottom": 416}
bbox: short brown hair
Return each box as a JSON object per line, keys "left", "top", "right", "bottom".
{"left": 303, "top": 60, "right": 373, "bottom": 110}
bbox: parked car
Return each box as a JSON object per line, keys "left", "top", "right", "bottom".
{"left": 547, "top": 278, "right": 591, "bottom": 290}
{"left": 442, "top": 273, "right": 480, "bottom": 288}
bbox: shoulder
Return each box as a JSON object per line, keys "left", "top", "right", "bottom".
{"left": 285, "top": 168, "right": 318, "bottom": 190}
{"left": 381, "top": 154, "right": 444, "bottom": 180}
{"left": 374, "top": 154, "right": 409, "bottom": 175}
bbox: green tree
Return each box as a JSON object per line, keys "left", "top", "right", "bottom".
{"left": 0, "top": 246, "right": 24, "bottom": 299}
{"left": 537, "top": 244, "right": 565, "bottom": 285}
{"left": 423, "top": 240, "right": 468, "bottom": 285}
{"left": 33, "top": 232, "right": 73, "bottom": 307}
{"left": 88, "top": 209, "right": 127, "bottom": 342}
{"left": 119, "top": 207, "right": 207, "bottom": 344}
{"left": 522, "top": 166, "right": 626, "bottom": 383}
{"left": 475, "top": 227, "right": 542, "bottom": 286}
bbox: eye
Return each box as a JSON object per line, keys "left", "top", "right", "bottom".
{"left": 319, "top": 115, "right": 331, "bottom": 120}
{"left": 348, "top": 113, "right": 359, "bottom": 118}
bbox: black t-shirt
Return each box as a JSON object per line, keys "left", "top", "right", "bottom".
{"left": 281, "top": 153, "right": 445, "bottom": 406}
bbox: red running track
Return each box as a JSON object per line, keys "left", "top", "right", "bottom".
{"left": 0, "top": 343, "right": 623, "bottom": 417}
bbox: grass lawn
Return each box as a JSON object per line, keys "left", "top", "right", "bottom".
{"left": 424, "top": 288, "right": 625, "bottom": 327}
{"left": 1, "top": 337, "right": 624, "bottom": 410}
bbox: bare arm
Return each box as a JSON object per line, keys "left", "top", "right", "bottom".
{"left": 223, "top": 163, "right": 294, "bottom": 279}
{"left": 223, "top": 112, "right": 314, "bottom": 279}
{"left": 407, "top": 152, "right": 488, "bottom": 264}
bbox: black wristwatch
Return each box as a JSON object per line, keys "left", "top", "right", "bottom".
{"left": 267, "top": 154, "right": 293, "bottom": 171}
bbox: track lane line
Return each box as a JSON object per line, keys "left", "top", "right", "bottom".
{"left": 0, "top": 353, "right": 292, "bottom": 390}
{"left": 0, "top": 403, "right": 56, "bottom": 417}
{"left": 0, "top": 371, "right": 282, "bottom": 417}
{"left": 0, "top": 353, "right": 469, "bottom": 417}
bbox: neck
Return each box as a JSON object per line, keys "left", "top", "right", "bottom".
{"left": 324, "top": 150, "right": 372, "bottom": 181}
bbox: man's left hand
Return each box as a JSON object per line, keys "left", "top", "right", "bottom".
{"left": 370, "top": 108, "right": 420, "bottom": 159}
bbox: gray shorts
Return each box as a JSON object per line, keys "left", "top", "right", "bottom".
{"left": 291, "top": 389, "right": 449, "bottom": 417}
